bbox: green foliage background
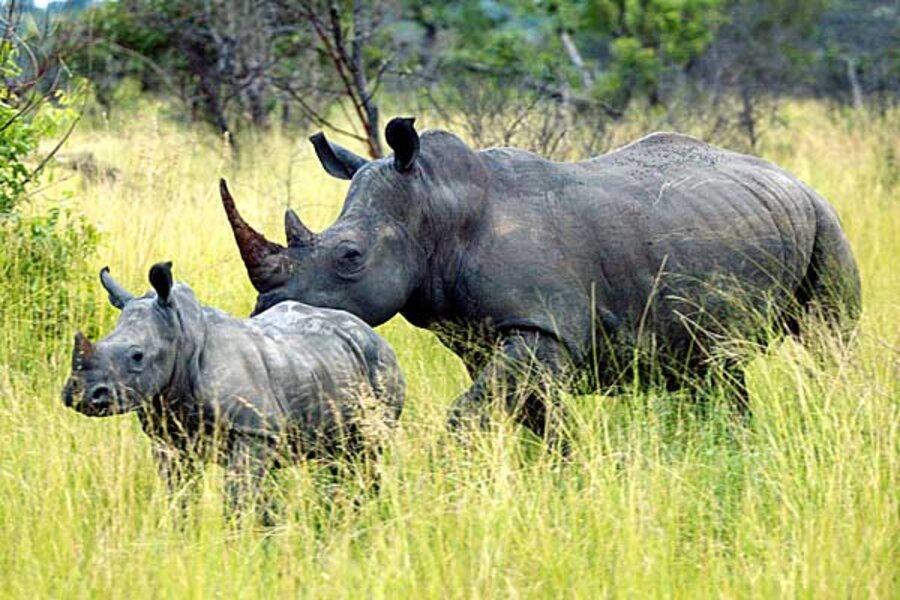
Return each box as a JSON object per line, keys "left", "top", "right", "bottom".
{"left": 0, "top": 99, "right": 896, "bottom": 598}
{"left": 0, "top": 1, "right": 897, "bottom": 596}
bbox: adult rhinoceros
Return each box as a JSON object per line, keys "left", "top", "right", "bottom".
{"left": 62, "top": 262, "right": 403, "bottom": 508}
{"left": 220, "top": 117, "right": 860, "bottom": 445}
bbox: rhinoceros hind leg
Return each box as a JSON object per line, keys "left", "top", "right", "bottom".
{"left": 692, "top": 362, "right": 752, "bottom": 421}
{"left": 790, "top": 202, "right": 862, "bottom": 349}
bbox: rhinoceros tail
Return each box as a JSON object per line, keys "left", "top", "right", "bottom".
{"left": 791, "top": 198, "right": 861, "bottom": 345}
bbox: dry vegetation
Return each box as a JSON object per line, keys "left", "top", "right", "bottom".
{"left": 0, "top": 101, "right": 897, "bottom": 598}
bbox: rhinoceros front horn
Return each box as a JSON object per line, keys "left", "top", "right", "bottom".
{"left": 219, "top": 178, "right": 287, "bottom": 292}
{"left": 72, "top": 331, "right": 95, "bottom": 370}
{"left": 284, "top": 208, "right": 314, "bottom": 247}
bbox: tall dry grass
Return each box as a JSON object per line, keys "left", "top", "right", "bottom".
{"left": 0, "top": 100, "right": 896, "bottom": 598}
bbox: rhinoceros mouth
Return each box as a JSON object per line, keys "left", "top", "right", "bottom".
{"left": 68, "top": 383, "right": 142, "bottom": 418}
{"left": 72, "top": 399, "right": 115, "bottom": 417}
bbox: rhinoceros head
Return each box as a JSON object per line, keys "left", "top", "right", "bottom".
{"left": 220, "top": 117, "right": 461, "bottom": 325}
{"left": 62, "top": 262, "right": 201, "bottom": 416}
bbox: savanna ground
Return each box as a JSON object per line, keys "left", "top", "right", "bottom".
{"left": 0, "top": 101, "right": 897, "bottom": 598}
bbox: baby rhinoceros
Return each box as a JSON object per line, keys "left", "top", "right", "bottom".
{"left": 62, "top": 262, "right": 404, "bottom": 512}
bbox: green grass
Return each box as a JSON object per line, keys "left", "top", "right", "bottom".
{"left": 0, "top": 101, "right": 897, "bottom": 598}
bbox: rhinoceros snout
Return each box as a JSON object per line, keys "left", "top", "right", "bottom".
{"left": 63, "top": 377, "right": 120, "bottom": 416}
{"left": 61, "top": 377, "right": 82, "bottom": 408}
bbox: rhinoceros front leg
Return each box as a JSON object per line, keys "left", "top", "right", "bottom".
{"left": 150, "top": 443, "right": 203, "bottom": 520}
{"left": 224, "top": 436, "right": 277, "bottom": 524}
{"left": 447, "top": 329, "right": 572, "bottom": 450}
{"left": 152, "top": 443, "right": 198, "bottom": 494}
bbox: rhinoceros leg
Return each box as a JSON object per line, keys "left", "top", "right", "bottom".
{"left": 224, "top": 436, "right": 277, "bottom": 524}
{"left": 723, "top": 364, "right": 751, "bottom": 418}
{"left": 788, "top": 199, "right": 861, "bottom": 348}
{"left": 141, "top": 408, "right": 203, "bottom": 500}
{"left": 152, "top": 443, "right": 199, "bottom": 493}
{"left": 434, "top": 325, "right": 493, "bottom": 379}
{"left": 447, "top": 329, "right": 572, "bottom": 451}
{"left": 151, "top": 443, "right": 204, "bottom": 520}
{"left": 676, "top": 361, "right": 751, "bottom": 419}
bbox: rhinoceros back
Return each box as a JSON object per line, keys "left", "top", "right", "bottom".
{"left": 597, "top": 132, "right": 858, "bottom": 347}
{"left": 473, "top": 132, "right": 858, "bottom": 375}
{"left": 254, "top": 301, "right": 404, "bottom": 413}
{"left": 200, "top": 301, "right": 403, "bottom": 455}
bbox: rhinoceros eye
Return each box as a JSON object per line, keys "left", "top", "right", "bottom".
{"left": 128, "top": 347, "right": 145, "bottom": 371}
{"left": 334, "top": 242, "right": 365, "bottom": 277}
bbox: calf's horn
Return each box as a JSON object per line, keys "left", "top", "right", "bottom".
{"left": 72, "top": 331, "right": 95, "bottom": 370}
{"left": 219, "top": 179, "right": 286, "bottom": 291}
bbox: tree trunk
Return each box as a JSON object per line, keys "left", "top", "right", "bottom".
{"left": 844, "top": 56, "right": 864, "bottom": 110}
{"left": 560, "top": 31, "right": 593, "bottom": 90}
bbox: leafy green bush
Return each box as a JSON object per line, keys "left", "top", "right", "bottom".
{"left": 0, "top": 207, "right": 100, "bottom": 368}
{"left": 0, "top": 43, "right": 36, "bottom": 215}
{"left": 1, "top": 41, "right": 80, "bottom": 215}
{"left": 0, "top": 39, "right": 99, "bottom": 370}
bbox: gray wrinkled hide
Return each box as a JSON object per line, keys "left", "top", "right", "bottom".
{"left": 230, "top": 127, "right": 861, "bottom": 443}
{"left": 63, "top": 272, "right": 403, "bottom": 502}
{"left": 190, "top": 293, "right": 403, "bottom": 454}
{"left": 436, "top": 132, "right": 862, "bottom": 368}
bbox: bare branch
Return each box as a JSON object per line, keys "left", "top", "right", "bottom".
{"left": 276, "top": 83, "right": 369, "bottom": 143}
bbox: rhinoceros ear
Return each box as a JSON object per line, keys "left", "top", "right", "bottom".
{"left": 309, "top": 133, "right": 369, "bottom": 180}
{"left": 99, "top": 266, "right": 134, "bottom": 310}
{"left": 149, "top": 261, "right": 174, "bottom": 306}
{"left": 385, "top": 117, "right": 419, "bottom": 173}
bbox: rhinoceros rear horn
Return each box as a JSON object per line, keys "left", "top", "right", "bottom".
{"left": 72, "top": 331, "right": 95, "bottom": 370}
{"left": 385, "top": 117, "right": 419, "bottom": 173}
{"left": 284, "top": 208, "right": 314, "bottom": 247}
{"left": 219, "top": 179, "right": 287, "bottom": 292}
{"left": 99, "top": 266, "right": 134, "bottom": 310}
